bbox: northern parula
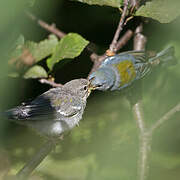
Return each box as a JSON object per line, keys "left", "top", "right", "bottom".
{"left": 89, "top": 46, "right": 176, "bottom": 91}
{"left": 5, "top": 79, "right": 91, "bottom": 138}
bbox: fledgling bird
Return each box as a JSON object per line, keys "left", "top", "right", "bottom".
{"left": 89, "top": 46, "right": 176, "bottom": 91}
{"left": 5, "top": 79, "right": 92, "bottom": 138}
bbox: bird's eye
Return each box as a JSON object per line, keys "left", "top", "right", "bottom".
{"left": 83, "top": 86, "right": 87, "bottom": 90}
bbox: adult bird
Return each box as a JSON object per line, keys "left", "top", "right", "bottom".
{"left": 89, "top": 46, "right": 176, "bottom": 91}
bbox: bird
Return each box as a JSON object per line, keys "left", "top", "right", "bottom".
{"left": 4, "top": 79, "right": 92, "bottom": 138}
{"left": 88, "top": 46, "right": 176, "bottom": 91}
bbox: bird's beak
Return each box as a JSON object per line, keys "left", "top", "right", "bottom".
{"left": 86, "top": 78, "right": 96, "bottom": 97}
{"left": 88, "top": 77, "right": 103, "bottom": 93}
{"left": 88, "top": 77, "right": 98, "bottom": 91}
{"left": 87, "top": 84, "right": 95, "bottom": 95}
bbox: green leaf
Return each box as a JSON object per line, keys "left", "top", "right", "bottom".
{"left": 25, "top": 34, "right": 59, "bottom": 62}
{"left": 23, "top": 65, "right": 48, "bottom": 79}
{"left": 72, "top": 0, "right": 123, "bottom": 8}
{"left": 10, "top": 35, "right": 59, "bottom": 67}
{"left": 47, "top": 33, "right": 89, "bottom": 70}
{"left": 136, "top": 0, "right": 180, "bottom": 23}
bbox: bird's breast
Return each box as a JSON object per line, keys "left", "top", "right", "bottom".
{"left": 111, "top": 59, "right": 137, "bottom": 90}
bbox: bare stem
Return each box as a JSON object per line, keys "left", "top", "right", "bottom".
{"left": 138, "top": 133, "right": 152, "bottom": 180}
{"left": 132, "top": 102, "right": 146, "bottom": 134}
{"left": 131, "top": 22, "right": 180, "bottom": 180}
{"left": 134, "top": 23, "right": 147, "bottom": 51}
{"left": 149, "top": 103, "right": 180, "bottom": 134}
{"left": 39, "top": 78, "right": 63, "bottom": 87}
{"left": 16, "top": 140, "right": 56, "bottom": 179}
{"left": 115, "top": 29, "right": 133, "bottom": 52}
{"left": 26, "top": 11, "right": 132, "bottom": 77}
{"left": 88, "top": 54, "right": 107, "bottom": 75}
{"left": 132, "top": 99, "right": 151, "bottom": 180}
{"left": 26, "top": 11, "right": 66, "bottom": 38}
{"left": 89, "top": 28, "right": 133, "bottom": 74}
{"left": 131, "top": 23, "right": 149, "bottom": 180}
{"left": 109, "top": 0, "right": 130, "bottom": 52}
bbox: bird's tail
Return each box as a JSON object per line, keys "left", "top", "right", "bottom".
{"left": 148, "top": 46, "right": 177, "bottom": 67}
{"left": 2, "top": 108, "right": 20, "bottom": 120}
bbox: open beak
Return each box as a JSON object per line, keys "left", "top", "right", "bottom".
{"left": 88, "top": 83, "right": 96, "bottom": 95}
{"left": 88, "top": 77, "right": 98, "bottom": 91}
{"left": 88, "top": 79, "right": 103, "bottom": 94}
{"left": 86, "top": 78, "right": 97, "bottom": 96}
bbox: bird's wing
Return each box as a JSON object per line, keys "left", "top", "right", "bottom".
{"left": 118, "top": 50, "right": 147, "bottom": 62}
{"left": 6, "top": 87, "right": 83, "bottom": 121}
{"left": 27, "top": 87, "right": 63, "bottom": 119}
{"left": 6, "top": 87, "right": 61, "bottom": 120}
{"left": 54, "top": 95, "right": 83, "bottom": 118}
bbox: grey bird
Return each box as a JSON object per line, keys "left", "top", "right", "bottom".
{"left": 5, "top": 79, "right": 91, "bottom": 138}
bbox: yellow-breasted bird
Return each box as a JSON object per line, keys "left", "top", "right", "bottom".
{"left": 88, "top": 46, "right": 176, "bottom": 91}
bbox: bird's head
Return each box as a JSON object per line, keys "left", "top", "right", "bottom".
{"left": 88, "top": 67, "right": 116, "bottom": 91}
{"left": 64, "top": 79, "right": 91, "bottom": 99}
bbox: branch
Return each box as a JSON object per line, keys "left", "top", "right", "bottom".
{"left": 132, "top": 102, "right": 146, "bottom": 134}
{"left": 26, "top": 11, "right": 105, "bottom": 76}
{"left": 88, "top": 0, "right": 132, "bottom": 74}
{"left": 39, "top": 78, "right": 63, "bottom": 87}
{"left": 134, "top": 23, "right": 147, "bottom": 51}
{"left": 130, "top": 0, "right": 139, "bottom": 11}
{"left": 88, "top": 29, "right": 133, "bottom": 75}
{"left": 109, "top": 0, "right": 130, "bottom": 52}
{"left": 115, "top": 29, "right": 133, "bottom": 52}
{"left": 137, "top": 132, "right": 152, "bottom": 180}
{"left": 131, "top": 23, "right": 149, "bottom": 180}
{"left": 27, "top": 11, "right": 132, "bottom": 78}
{"left": 88, "top": 54, "right": 107, "bottom": 75}
{"left": 132, "top": 23, "right": 146, "bottom": 134}
{"left": 16, "top": 140, "right": 56, "bottom": 179}
{"left": 149, "top": 103, "right": 180, "bottom": 134}
{"left": 131, "top": 22, "right": 180, "bottom": 180}
{"left": 26, "top": 12, "right": 66, "bottom": 38}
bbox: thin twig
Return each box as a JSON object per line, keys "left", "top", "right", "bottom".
{"left": 132, "top": 23, "right": 146, "bottom": 133}
{"left": 132, "top": 102, "right": 146, "bottom": 134}
{"left": 26, "top": 11, "right": 104, "bottom": 76}
{"left": 132, "top": 23, "right": 149, "bottom": 180}
{"left": 26, "top": 11, "right": 100, "bottom": 57}
{"left": 130, "top": 0, "right": 139, "bottom": 11}
{"left": 39, "top": 79, "right": 63, "bottom": 87}
{"left": 138, "top": 133, "right": 152, "bottom": 180}
{"left": 134, "top": 23, "right": 147, "bottom": 51}
{"left": 16, "top": 140, "right": 56, "bottom": 179}
{"left": 109, "top": 0, "right": 130, "bottom": 52}
{"left": 27, "top": 11, "right": 132, "bottom": 77}
{"left": 115, "top": 29, "right": 133, "bottom": 52}
{"left": 88, "top": 29, "right": 133, "bottom": 75}
{"left": 26, "top": 11, "right": 66, "bottom": 38}
{"left": 89, "top": 53, "right": 99, "bottom": 63}
{"left": 149, "top": 103, "right": 180, "bottom": 134}
{"left": 88, "top": 54, "right": 107, "bottom": 76}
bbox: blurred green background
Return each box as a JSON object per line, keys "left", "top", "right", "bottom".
{"left": 0, "top": 0, "right": 180, "bottom": 179}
